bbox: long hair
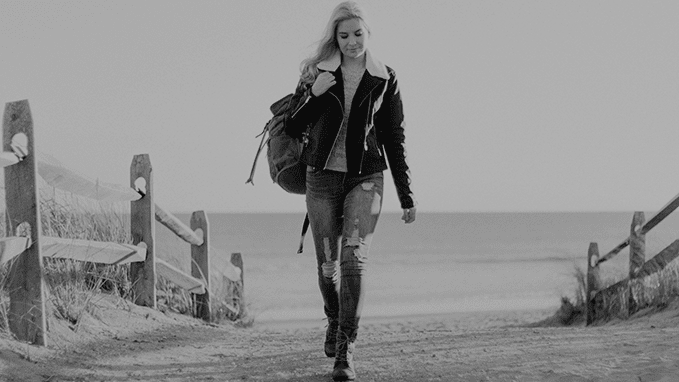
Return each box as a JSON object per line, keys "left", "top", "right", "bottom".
{"left": 299, "top": 1, "right": 371, "bottom": 85}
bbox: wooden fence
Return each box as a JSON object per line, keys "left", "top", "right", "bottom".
{"left": 0, "top": 100, "right": 243, "bottom": 346}
{"left": 586, "top": 193, "right": 679, "bottom": 325}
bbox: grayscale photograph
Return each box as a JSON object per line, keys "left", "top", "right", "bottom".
{"left": 1, "top": 1, "right": 679, "bottom": 381}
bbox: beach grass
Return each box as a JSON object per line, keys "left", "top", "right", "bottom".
{"left": 0, "top": 193, "right": 249, "bottom": 338}
{"left": 540, "top": 259, "right": 679, "bottom": 327}
{"left": 632, "top": 260, "right": 679, "bottom": 310}
{"left": 0, "top": 265, "right": 9, "bottom": 338}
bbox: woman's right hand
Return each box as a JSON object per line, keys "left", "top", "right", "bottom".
{"left": 311, "top": 72, "right": 336, "bottom": 97}
{"left": 401, "top": 207, "right": 416, "bottom": 224}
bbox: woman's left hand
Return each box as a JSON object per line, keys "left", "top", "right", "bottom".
{"left": 401, "top": 207, "right": 416, "bottom": 224}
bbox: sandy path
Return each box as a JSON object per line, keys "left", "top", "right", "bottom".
{"left": 2, "top": 304, "right": 679, "bottom": 382}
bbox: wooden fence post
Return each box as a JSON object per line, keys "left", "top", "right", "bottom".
{"left": 231, "top": 252, "right": 245, "bottom": 317}
{"left": 628, "top": 211, "right": 645, "bottom": 316}
{"left": 3, "top": 100, "right": 47, "bottom": 345}
{"left": 586, "top": 242, "right": 600, "bottom": 326}
{"left": 231, "top": 252, "right": 244, "bottom": 289}
{"left": 191, "top": 211, "right": 210, "bottom": 321}
{"left": 130, "top": 154, "right": 156, "bottom": 308}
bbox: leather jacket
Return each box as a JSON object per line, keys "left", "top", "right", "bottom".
{"left": 285, "top": 51, "right": 416, "bottom": 209}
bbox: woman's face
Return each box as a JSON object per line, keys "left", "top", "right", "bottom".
{"left": 336, "top": 18, "right": 367, "bottom": 60}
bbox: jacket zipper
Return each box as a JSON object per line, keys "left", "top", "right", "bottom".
{"left": 359, "top": 81, "right": 383, "bottom": 108}
{"left": 290, "top": 94, "right": 312, "bottom": 120}
{"left": 356, "top": 103, "right": 370, "bottom": 174}
{"left": 357, "top": 81, "right": 388, "bottom": 174}
{"left": 316, "top": 79, "right": 386, "bottom": 173}
{"left": 323, "top": 92, "right": 345, "bottom": 170}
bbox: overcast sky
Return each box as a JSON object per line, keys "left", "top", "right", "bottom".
{"left": 2, "top": 0, "right": 678, "bottom": 213}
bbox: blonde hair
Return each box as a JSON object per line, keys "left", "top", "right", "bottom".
{"left": 299, "top": 1, "right": 371, "bottom": 85}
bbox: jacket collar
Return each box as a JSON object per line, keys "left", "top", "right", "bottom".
{"left": 317, "top": 49, "right": 389, "bottom": 80}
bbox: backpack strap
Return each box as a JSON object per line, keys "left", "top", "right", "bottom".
{"left": 245, "top": 123, "right": 270, "bottom": 185}
{"left": 297, "top": 213, "right": 310, "bottom": 254}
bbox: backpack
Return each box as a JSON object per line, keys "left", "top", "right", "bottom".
{"left": 246, "top": 93, "right": 307, "bottom": 195}
{"left": 247, "top": 93, "right": 309, "bottom": 252}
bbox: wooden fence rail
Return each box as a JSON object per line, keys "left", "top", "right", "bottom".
{"left": 1, "top": 100, "right": 243, "bottom": 346}
{"left": 586, "top": 191, "right": 679, "bottom": 325}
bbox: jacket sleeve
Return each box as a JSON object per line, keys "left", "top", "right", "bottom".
{"left": 284, "top": 79, "right": 324, "bottom": 140}
{"left": 375, "top": 68, "right": 416, "bottom": 209}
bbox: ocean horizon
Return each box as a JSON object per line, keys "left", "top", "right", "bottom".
{"left": 157, "top": 211, "right": 679, "bottom": 324}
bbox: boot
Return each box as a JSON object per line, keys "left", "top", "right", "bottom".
{"left": 331, "top": 328, "right": 356, "bottom": 381}
{"left": 324, "top": 317, "right": 339, "bottom": 357}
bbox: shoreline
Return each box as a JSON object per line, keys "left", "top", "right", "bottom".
{"left": 252, "top": 306, "right": 558, "bottom": 332}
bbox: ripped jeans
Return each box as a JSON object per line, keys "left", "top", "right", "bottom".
{"left": 306, "top": 167, "right": 383, "bottom": 332}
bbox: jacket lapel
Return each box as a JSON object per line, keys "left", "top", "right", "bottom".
{"left": 317, "top": 50, "right": 389, "bottom": 111}
{"left": 327, "top": 67, "right": 344, "bottom": 110}
{"left": 354, "top": 72, "right": 385, "bottom": 108}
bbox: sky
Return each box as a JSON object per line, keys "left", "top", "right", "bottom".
{"left": 1, "top": 0, "right": 678, "bottom": 214}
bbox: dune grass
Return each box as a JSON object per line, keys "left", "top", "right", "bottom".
{"left": 0, "top": 194, "right": 250, "bottom": 339}
{"left": 0, "top": 265, "right": 9, "bottom": 338}
{"left": 631, "top": 260, "right": 679, "bottom": 310}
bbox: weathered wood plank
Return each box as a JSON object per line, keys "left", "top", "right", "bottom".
{"left": 37, "top": 152, "right": 141, "bottom": 202}
{"left": 633, "top": 239, "right": 679, "bottom": 279}
{"left": 41, "top": 237, "right": 146, "bottom": 264}
{"left": 191, "top": 211, "right": 211, "bottom": 321}
{"left": 3, "top": 99, "right": 47, "bottom": 346}
{"left": 0, "top": 237, "right": 31, "bottom": 266}
{"left": 592, "top": 278, "right": 629, "bottom": 323}
{"left": 130, "top": 154, "right": 156, "bottom": 308}
{"left": 597, "top": 238, "right": 630, "bottom": 265}
{"left": 640, "top": 191, "right": 679, "bottom": 235}
{"left": 155, "top": 204, "right": 203, "bottom": 246}
{"left": 156, "top": 258, "right": 205, "bottom": 294}
{"left": 217, "top": 250, "right": 242, "bottom": 282}
{"left": 0, "top": 151, "right": 20, "bottom": 168}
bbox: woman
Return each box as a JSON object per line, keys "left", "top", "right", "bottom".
{"left": 285, "top": 2, "right": 416, "bottom": 380}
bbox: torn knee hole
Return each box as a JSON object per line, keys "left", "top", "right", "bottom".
{"left": 344, "top": 243, "right": 367, "bottom": 261}
{"left": 361, "top": 182, "right": 374, "bottom": 191}
{"left": 321, "top": 260, "right": 338, "bottom": 279}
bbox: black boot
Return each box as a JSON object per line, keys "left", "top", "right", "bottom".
{"left": 332, "top": 328, "right": 356, "bottom": 381}
{"left": 324, "top": 317, "right": 339, "bottom": 357}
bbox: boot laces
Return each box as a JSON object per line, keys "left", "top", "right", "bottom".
{"left": 335, "top": 330, "right": 354, "bottom": 363}
{"left": 325, "top": 318, "right": 339, "bottom": 338}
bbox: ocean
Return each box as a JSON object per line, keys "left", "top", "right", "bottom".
{"left": 157, "top": 212, "right": 679, "bottom": 325}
